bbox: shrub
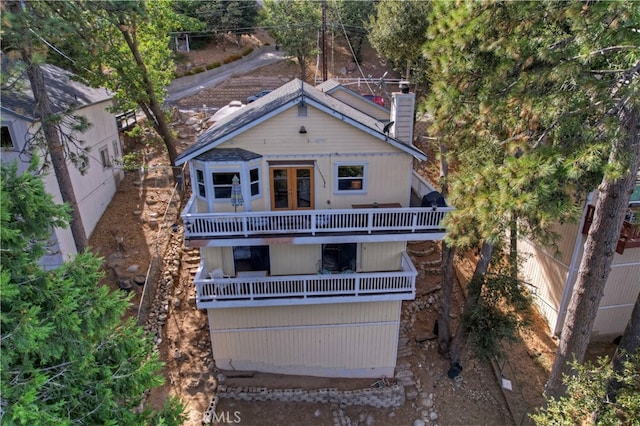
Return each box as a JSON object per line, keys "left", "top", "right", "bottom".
{"left": 242, "top": 47, "right": 254, "bottom": 56}
{"left": 206, "top": 62, "right": 221, "bottom": 70}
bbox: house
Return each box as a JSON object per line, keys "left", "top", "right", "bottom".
{"left": 1, "top": 63, "right": 124, "bottom": 268}
{"left": 519, "top": 179, "right": 640, "bottom": 341}
{"left": 175, "top": 79, "right": 452, "bottom": 378}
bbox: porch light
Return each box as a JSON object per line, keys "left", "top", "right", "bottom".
{"left": 184, "top": 221, "right": 192, "bottom": 232}
{"left": 299, "top": 126, "right": 307, "bottom": 134}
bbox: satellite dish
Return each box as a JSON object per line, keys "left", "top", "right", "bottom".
{"left": 383, "top": 121, "right": 394, "bottom": 135}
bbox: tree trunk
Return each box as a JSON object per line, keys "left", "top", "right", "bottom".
{"left": 118, "top": 24, "right": 178, "bottom": 168}
{"left": 438, "top": 136, "right": 449, "bottom": 197}
{"left": 438, "top": 241, "right": 455, "bottom": 354}
{"left": 545, "top": 105, "right": 640, "bottom": 400}
{"left": 23, "top": 51, "right": 88, "bottom": 253}
{"left": 607, "top": 288, "right": 640, "bottom": 402}
{"left": 448, "top": 241, "right": 494, "bottom": 367}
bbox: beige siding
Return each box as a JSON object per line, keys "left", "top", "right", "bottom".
{"left": 519, "top": 238, "right": 569, "bottom": 332}
{"left": 270, "top": 244, "right": 320, "bottom": 275}
{"left": 208, "top": 301, "right": 400, "bottom": 377}
{"left": 592, "top": 305, "right": 635, "bottom": 340}
{"left": 601, "top": 263, "right": 640, "bottom": 307}
{"left": 222, "top": 106, "right": 413, "bottom": 210}
{"left": 201, "top": 247, "right": 234, "bottom": 276}
{"left": 360, "top": 242, "right": 406, "bottom": 272}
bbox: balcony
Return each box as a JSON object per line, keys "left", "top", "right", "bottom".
{"left": 181, "top": 196, "right": 453, "bottom": 246}
{"left": 194, "top": 252, "right": 418, "bottom": 309}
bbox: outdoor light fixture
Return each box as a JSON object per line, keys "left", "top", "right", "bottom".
{"left": 184, "top": 221, "right": 192, "bottom": 232}
{"left": 299, "top": 126, "right": 307, "bottom": 134}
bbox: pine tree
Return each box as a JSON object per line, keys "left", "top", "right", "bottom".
{"left": 0, "top": 160, "right": 184, "bottom": 425}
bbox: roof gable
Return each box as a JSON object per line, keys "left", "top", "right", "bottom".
{"left": 175, "top": 79, "right": 426, "bottom": 165}
{"left": 1, "top": 63, "right": 112, "bottom": 122}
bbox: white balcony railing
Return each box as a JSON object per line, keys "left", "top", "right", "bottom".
{"left": 181, "top": 196, "right": 453, "bottom": 241}
{"left": 194, "top": 252, "right": 418, "bottom": 309}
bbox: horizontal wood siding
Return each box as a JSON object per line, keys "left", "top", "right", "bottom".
{"left": 360, "top": 242, "right": 405, "bottom": 272}
{"left": 592, "top": 305, "right": 635, "bottom": 340}
{"left": 600, "top": 263, "right": 640, "bottom": 307}
{"left": 519, "top": 238, "right": 568, "bottom": 331}
{"left": 270, "top": 244, "right": 320, "bottom": 275}
{"left": 208, "top": 301, "right": 400, "bottom": 377}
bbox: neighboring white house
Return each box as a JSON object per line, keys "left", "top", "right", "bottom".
{"left": 1, "top": 63, "right": 124, "bottom": 268}
{"left": 175, "top": 79, "right": 451, "bottom": 378}
{"left": 520, "top": 181, "right": 640, "bottom": 341}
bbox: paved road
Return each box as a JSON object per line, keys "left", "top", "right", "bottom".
{"left": 165, "top": 46, "right": 286, "bottom": 105}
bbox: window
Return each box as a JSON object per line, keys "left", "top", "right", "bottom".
{"left": 99, "top": 147, "right": 110, "bottom": 168}
{"left": 112, "top": 140, "right": 120, "bottom": 158}
{"left": 336, "top": 164, "right": 366, "bottom": 192}
{"left": 212, "top": 172, "right": 237, "bottom": 199}
{"left": 298, "top": 103, "right": 307, "bottom": 117}
{"left": 250, "top": 167, "right": 260, "bottom": 196}
{"left": 196, "top": 169, "right": 206, "bottom": 197}
{"left": 1, "top": 126, "right": 14, "bottom": 149}
{"left": 321, "top": 243, "right": 356, "bottom": 273}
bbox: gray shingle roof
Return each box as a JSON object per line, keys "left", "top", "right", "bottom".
{"left": 1, "top": 63, "right": 112, "bottom": 122}
{"left": 195, "top": 147, "right": 262, "bottom": 162}
{"left": 176, "top": 79, "right": 426, "bottom": 165}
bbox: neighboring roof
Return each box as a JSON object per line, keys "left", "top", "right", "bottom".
{"left": 176, "top": 79, "right": 426, "bottom": 165}
{"left": 208, "top": 100, "right": 246, "bottom": 123}
{"left": 1, "top": 63, "right": 112, "bottom": 122}
{"left": 316, "top": 79, "right": 389, "bottom": 113}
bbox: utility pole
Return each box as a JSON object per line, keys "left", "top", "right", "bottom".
{"left": 322, "top": 0, "right": 327, "bottom": 81}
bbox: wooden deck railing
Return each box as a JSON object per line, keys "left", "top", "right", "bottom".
{"left": 194, "top": 253, "right": 417, "bottom": 309}
{"left": 181, "top": 197, "right": 452, "bottom": 240}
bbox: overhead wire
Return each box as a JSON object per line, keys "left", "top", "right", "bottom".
{"left": 330, "top": 0, "right": 374, "bottom": 95}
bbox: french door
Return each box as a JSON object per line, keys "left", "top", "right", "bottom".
{"left": 270, "top": 166, "right": 314, "bottom": 210}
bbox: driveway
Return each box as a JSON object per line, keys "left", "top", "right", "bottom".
{"left": 165, "top": 46, "right": 286, "bottom": 105}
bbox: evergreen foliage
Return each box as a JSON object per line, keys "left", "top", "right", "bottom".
{"left": 261, "top": 0, "right": 321, "bottom": 82}
{"left": 0, "top": 162, "right": 184, "bottom": 425}
{"left": 531, "top": 352, "right": 640, "bottom": 425}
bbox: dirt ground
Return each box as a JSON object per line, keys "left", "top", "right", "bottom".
{"left": 87, "top": 32, "right": 615, "bottom": 426}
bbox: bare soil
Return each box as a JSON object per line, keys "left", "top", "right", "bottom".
{"left": 88, "top": 32, "right": 615, "bottom": 426}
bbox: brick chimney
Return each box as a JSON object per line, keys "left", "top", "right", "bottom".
{"left": 390, "top": 80, "right": 415, "bottom": 145}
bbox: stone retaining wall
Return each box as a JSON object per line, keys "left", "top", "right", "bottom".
{"left": 203, "top": 385, "right": 405, "bottom": 424}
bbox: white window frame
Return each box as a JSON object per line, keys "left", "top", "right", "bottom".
{"left": 249, "top": 165, "right": 261, "bottom": 198}
{"left": 334, "top": 162, "right": 367, "bottom": 194}
{"left": 99, "top": 146, "right": 111, "bottom": 169}
{"left": 1, "top": 125, "right": 15, "bottom": 150}
{"left": 112, "top": 139, "right": 120, "bottom": 159}
{"left": 195, "top": 168, "right": 206, "bottom": 199}
{"left": 212, "top": 171, "right": 240, "bottom": 200}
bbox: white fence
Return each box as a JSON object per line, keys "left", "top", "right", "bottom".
{"left": 195, "top": 253, "right": 417, "bottom": 309}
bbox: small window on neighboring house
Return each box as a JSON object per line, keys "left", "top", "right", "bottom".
{"left": 99, "top": 147, "right": 110, "bottom": 168}
{"left": 196, "top": 169, "right": 206, "bottom": 197}
{"left": 298, "top": 104, "right": 307, "bottom": 117}
{"left": 336, "top": 164, "right": 366, "bottom": 192}
{"left": 250, "top": 167, "right": 260, "bottom": 196}
{"left": 112, "top": 140, "right": 120, "bottom": 158}
{"left": 212, "top": 172, "right": 237, "bottom": 199}
{"left": 1, "top": 126, "right": 14, "bottom": 149}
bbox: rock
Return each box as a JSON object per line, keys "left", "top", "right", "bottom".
{"left": 430, "top": 411, "right": 439, "bottom": 421}
{"left": 366, "top": 414, "right": 374, "bottom": 426}
{"left": 127, "top": 264, "right": 140, "bottom": 273}
{"left": 413, "top": 420, "right": 426, "bottom": 426}
{"left": 315, "top": 410, "right": 321, "bottom": 417}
